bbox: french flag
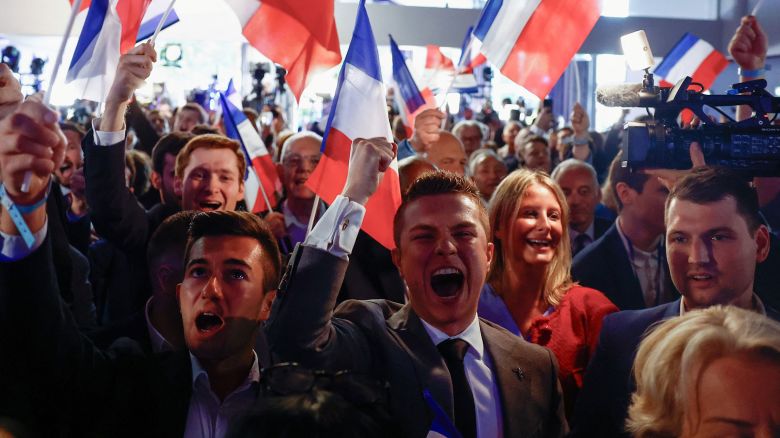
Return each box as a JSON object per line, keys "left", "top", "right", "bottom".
{"left": 654, "top": 33, "right": 728, "bottom": 90}
{"left": 473, "top": 0, "right": 600, "bottom": 98}
{"left": 220, "top": 80, "right": 281, "bottom": 214}
{"left": 69, "top": 0, "right": 151, "bottom": 53}
{"left": 66, "top": 0, "right": 151, "bottom": 102}
{"left": 390, "top": 35, "right": 429, "bottom": 138}
{"left": 306, "top": 0, "right": 401, "bottom": 250}
{"left": 136, "top": 0, "right": 180, "bottom": 42}
{"left": 423, "top": 45, "right": 478, "bottom": 98}
{"left": 225, "top": 0, "right": 342, "bottom": 101}
{"left": 457, "top": 26, "right": 487, "bottom": 75}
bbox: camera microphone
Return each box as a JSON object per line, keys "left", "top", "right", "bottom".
{"left": 595, "top": 83, "right": 645, "bottom": 107}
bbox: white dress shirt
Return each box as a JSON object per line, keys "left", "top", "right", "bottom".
{"left": 420, "top": 316, "right": 504, "bottom": 438}
{"left": 144, "top": 297, "right": 174, "bottom": 354}
{"left": 615, "top": 218, "right": 663, "bottom": 307}
{"left": 183, "top": 352, "right": 261, "bottom": 438}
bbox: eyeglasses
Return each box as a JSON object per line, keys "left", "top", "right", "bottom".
{"left": 260, "top": 362, "right": 389, "bottom": 406}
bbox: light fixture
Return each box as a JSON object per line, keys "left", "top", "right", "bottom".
{"left": 620, "top": 30, "right": 654, "bottom": 71}
{"left": 161, "top": 43, "right": 183, "bottom": 68}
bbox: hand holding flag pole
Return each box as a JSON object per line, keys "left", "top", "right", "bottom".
{"left": 20, "top": 0, "right": 82, "bottom": 193}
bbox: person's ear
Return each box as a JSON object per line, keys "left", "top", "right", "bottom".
{"left": 755, "top": 224, "right": 771, "bottom": 263}
{"left": 151, "top": 171, "right": 162, "bottom": 190}
{"left": 258, "top": 290, "right": 277, "bottom": 321}
{"left": 615, "top": 182, "right": 635, "bottom": 207}
{"left": 391, "top": 247, "right": 403, "bottom": 277}
{"left": 174, "top": 176, "right": 183, "bottom": 197}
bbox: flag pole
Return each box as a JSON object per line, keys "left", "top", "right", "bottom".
{"left": 149, "top": 0, "right": 177, "bottom": 46}
{"left": 572, "top": 59, "right": 581, "bottom": 105}
{"left": 21, "top": 0, "right": 83, "bottom": 193}
{"left": 751, "top": 0, "right": 764, "bottom": 16}
{"left": 255, "top": 173, "right": 274, "bottom": 213}
{"left": 306, "top": 194, "right": 320, "bottom": 235}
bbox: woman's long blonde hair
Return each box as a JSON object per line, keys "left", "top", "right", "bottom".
{"left": 486, "top": 169, "right": 573, "bottom": 307}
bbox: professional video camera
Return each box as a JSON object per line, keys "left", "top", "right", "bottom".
{"left": 597, "top": 31, "right": 780, "bottom": 176}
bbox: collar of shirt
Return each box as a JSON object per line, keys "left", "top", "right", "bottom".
{"left": 190, "top": 351, "right": 261, "bottom": 393}
{"left": 569, "top": 220, "right": 595, "bottom": 243}
{"left": 144, "top": 296, "right": 174, "bottom": 354}
{"left": 615, "top": 217, "right": 660, "bottom": 261}
{"left": 419, "top": 314, "right": 485, "bottom": 361}
{"left": 680, "top": 293, "right": 768, "bottom": 316}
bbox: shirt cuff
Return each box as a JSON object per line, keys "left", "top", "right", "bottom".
{"left": 0, "top": 218, "right": 48, "bottom": 262}
{"left": 91, "top": 118, "right": 126, "bottom": 146}
{"left": 303, "top": 195, "right": 365, "bottom": 260}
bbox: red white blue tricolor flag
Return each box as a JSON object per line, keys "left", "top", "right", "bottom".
{"left": 654, "top": 33, "right": 728, "bottom": 90}
{"left": 306, "top": 0, "right": 401, "bottom": 250}
{"left": 457, "top": 26, "right": 487, "bottom": 74}
{"left": 225, "top": 0, "right": 342, "bottom": 102}
{"left": 66, "top": 0, "right": 151, "bottom": 102}
{"left": 135, "top": 0, "right": 180, "bottom": 42}
{"left": 389, "top": 35, "right": 429, "bottom": 138}
{"left": 473, "top": 0, "right": 599, "bottom": 98}
{"left": 220, "top": 80, "right": 281, "bottom": 214}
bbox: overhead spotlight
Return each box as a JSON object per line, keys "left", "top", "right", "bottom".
{"left": 1, "top": 46, "right": 20, "bottom": 73}
{"left": 161, "top": 43, "right": 183, "bottom": 68}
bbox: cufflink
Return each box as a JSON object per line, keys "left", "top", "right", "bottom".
{"left": 513, "top": 367, "right": 525, "bottom": 381}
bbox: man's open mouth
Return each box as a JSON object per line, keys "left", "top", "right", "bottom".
{"left": 198, "top": 201, "right": 222, "bottom": 211}
{"left": 195, "top": 312, "right": 225, "bottom": 333}
{"left": 59, "top": 161, "right": 73, "bottom": 173}
{"left": 430, "top": 267, "right": 464, "bottom": 298}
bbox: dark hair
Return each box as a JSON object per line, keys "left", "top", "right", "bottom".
{"left": 152, "top": 132, "right": 194, "bottom": 174}
{"left": 227, "top": 388, "right": 398, "bottom": 438}
{"left": 180, "top": 102, "right": 208, "bottom": 124}
{"left": 667, "top": 166, "right": 762, "bottom": 233}
{"left": 190, "top": 124, "right": 220, "bottom": 136}
{"left": 608, "top": 150, "right": 650, "bottom": 211}
{"left": 393, "top": 171, "right": 488, "bottom": 248}
{"left": 184, "top": 211, "right": 281, "bottom": 293}
{"left": 126, "top": 149, "right": 152, "bottom": 196}
{"left": 147, "top": 211, "right": 199, "bottom": 272}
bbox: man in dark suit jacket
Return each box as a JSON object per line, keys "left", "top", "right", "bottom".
{"left": 267, "top": 139, "right": 566, "bottom": 438}
{"left": 571, "top": 167, "right": 779, "bottom": 437}
{"left": 0, "top": 70, "right": 278, "bottom": 436}
{"left": 551, "top": 159, "right": 613, "bottom": 256}
{"left": 571, "top": 151, "right": 677, "bottom": 310}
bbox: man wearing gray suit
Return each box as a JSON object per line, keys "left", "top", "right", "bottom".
{"left": 266, "top": 137, "right": 566, "bottom": 438}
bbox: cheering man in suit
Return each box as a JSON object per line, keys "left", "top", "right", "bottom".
{"left": 267, "top": 137, "right": 566, "bottom": 437}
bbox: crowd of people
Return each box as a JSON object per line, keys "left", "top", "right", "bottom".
{"left": 0, "top": 13, "right": 778, "bottom": 438}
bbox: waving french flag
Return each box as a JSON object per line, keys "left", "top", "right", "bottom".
{"left": 225, "top": 0, "right": 342, "bottom": 101}
{"left": 457, "top": 26, "right": 486, "bottom": 75}
{"left": 654, "top": 33, "right": 728, "bottom": 90}
{"left": 474, "top": 0, "right": 599, "bottom": 98}
{"left": 306, "top": 0, "right": 401, "bottom": 250}
{"left": 390, "top": 35, "right": 429, "bottom": 138}
{"left": 136, "top": 0, "right": 180, "bottom": 42}
{"left": 66, "top": 0, "right": 151, "bottom": 102}
{"left": 220, "top": 81, "right": 281, "bottom": 214}
{"left": 423, "top": 45, "right": 478, "bottom": 95}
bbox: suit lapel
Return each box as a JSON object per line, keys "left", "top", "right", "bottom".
{"left": 387, "top": 305, "right": 455, "bottom": 419}
{"left": 481, "top": 321, "right": 541, "bottom": 437}
{"left": 604, "top": 226, "right": 646, "bottom": 309}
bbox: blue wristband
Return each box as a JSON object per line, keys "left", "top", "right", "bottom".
{"left": 738, "top": 65, "right": 770, "bottom": 78}
{"left": 0, "top": 181, "right": 50, "bottom": 249}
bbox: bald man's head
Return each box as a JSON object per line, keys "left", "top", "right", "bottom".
{"left": 399, "top": 156, "right": 436, "bottom": 196}
{"left": 426, "top": 131, "right": 467, "bottom": 176}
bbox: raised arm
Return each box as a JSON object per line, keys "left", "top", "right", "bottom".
{"left": 85, "top": 43, "right": 158, "bottom": 252}
{"left": 266, "top": 137, "right": 396, "bottom": 370}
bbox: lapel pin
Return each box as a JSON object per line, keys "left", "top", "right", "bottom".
{"left": 513, "top": 367, "right": 525, "bottom": 381}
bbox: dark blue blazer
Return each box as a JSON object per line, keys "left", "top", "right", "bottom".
{"left": 570, "top": 299, "right": 780, "bottom": 438}
{"left": 569, "top": 300, "right": 680, "bottom": 437}
{"left": 572, "top": 223, "right": 678, "bottom": 310}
